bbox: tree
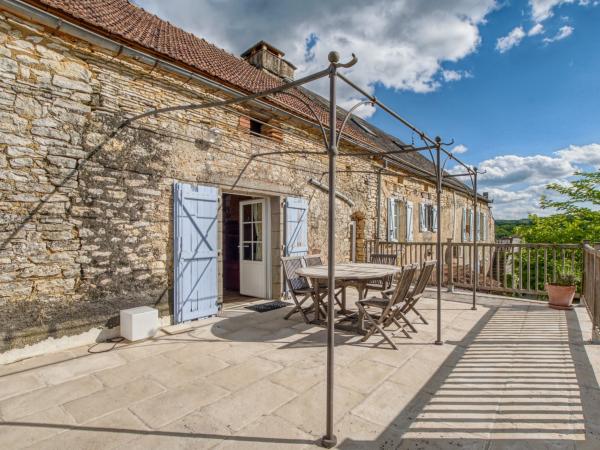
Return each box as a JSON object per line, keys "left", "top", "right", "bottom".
{"left": 516, "top": 171, "right": 600, "bottom": 244}
{"left": 540, "top": 171, "right": 600, "bottom": 213}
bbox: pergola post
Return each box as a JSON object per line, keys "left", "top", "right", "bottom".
{"left": 472, "top": 169, "right": 478, "bottom": 310}
{"left": 435, "top": 138, "right": 443, "bottom": 345}
{"left": 321, "top": 51, "right": 339, "bottom": 449}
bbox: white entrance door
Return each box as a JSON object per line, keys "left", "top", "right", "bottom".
{"left": 239, "top": 199, "right": 267, "bottom": 297}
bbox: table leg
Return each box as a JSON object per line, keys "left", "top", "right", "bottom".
{"left": 357, "top": 281, "right": 367, "bottom": 300}
{"left": 312, "top": 277, "right": 322, "bottom": 323}
{"left": 356, "top": 280, "right": 367, "bottom": 334}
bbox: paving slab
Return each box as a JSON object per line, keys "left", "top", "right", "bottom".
{"left": 274, "top": 382, "right": 365, "bottom": 436}
{"left": 149, "top": 355, "right": 229, "bottom": 387}
{"left": 0, "top": 406, "right": 75, "bottom": 449}
{"left": 0, "top": 376, "right": 103, "bottom": 420}
{"left": 63, "top": 378, "right": 165, "bottom": 423}
{"left": 216, "top": 414, "right": 316, "bottom": 450}
{"left": 127, "top": 410, "right": 232, "bottom": 450}
{"left": 34, "top": 351, "right": 126, "bottom": 385}
{"left": 206, "top": 356, "right": 282, "bottom": 392}
{"left": 201, "top": 379, "right": 296, "bottom": 432}
{"left": 0, "top": 373, "right": 44, "bottom": 401}
{"left": 93, "top": 354, "right": 174, "bottom": 387}
{"left": 30, "top": 408, "right": 148, "bottom": 450}
{"left": 129, "top": 380, "right": 229, "bottom": 429}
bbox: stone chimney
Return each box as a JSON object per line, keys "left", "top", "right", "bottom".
{"left": 241, "top": 41, "right": 296, "bottom": 81}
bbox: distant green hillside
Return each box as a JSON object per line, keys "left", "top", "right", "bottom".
{"left": 494, "top": 219, "right": 531, "bottom": 240}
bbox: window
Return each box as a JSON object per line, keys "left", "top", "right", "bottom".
{"left": 387, "top": 199, "right": 404, "bottom": 241}
{"left": 462, "top": 208, "right": 474, "bottom": 242}
{"left": 419, "top": 203, "right": 437, "bottom": 232}
{"left": 249, "top": 119, "right": 263, "bottom": 135}
{"left": 388, "top": 199, "right": 413, "bottom": 241}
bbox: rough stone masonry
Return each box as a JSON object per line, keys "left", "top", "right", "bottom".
{"left": 0, "top": 9, "right": 492, "bottom": 351}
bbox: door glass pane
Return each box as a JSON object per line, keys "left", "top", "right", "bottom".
{"left": 253, "top": 243, "right": 263, "bottom": 261}
{"left": 243, "top": 204, "right": 252, "bottom": 222}
{"left": 243, "top": 223, "right": 252, "bottom": 241}
{"left": 243, "top": 243, "right": 252, "bottom": 261}
{"left": 252, "top": 203, "right": 262, "bottom": 222}
{"left": 253, "top": 222, "right": 262, "bottom": 242}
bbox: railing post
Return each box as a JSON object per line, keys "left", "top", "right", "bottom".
{"left": 593, "top": 245, "right": 600, "bottom": 343}
{"left": 446, "top": 238, "right": 454, "bottom": 292}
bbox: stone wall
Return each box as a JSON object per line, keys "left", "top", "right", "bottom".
{"left": 0, "top": 10, "right": 492, "bottom": 351}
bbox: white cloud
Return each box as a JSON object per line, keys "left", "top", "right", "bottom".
{"left": 529, "top": 0, "right": 595, "bottom": 22}
{"left": 472, "top": 143, "right": 600, "bottom": 218}
{"left": 528, "top": 23, "right": 545, "bottom": 36}
{"left": 530, "top": 0, "right": 575, "bottom": 22}
{"left": 478, "top": 154, "right": 575, "bottom": 186}
{"left": 543, "top": 25, "right": 574, "bottom": 42}
{"left": 452, "top": 144, "right": 469, "bottom": 154}
{"left": 136, "top": 0, "right": 497, "bottom": 117}
{"left": 496, "top": 27, "right": 526, "bottom": 53}
{"left": 555, "top": 143, "right": 600, "bottom": 167}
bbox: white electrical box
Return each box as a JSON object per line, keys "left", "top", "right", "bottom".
{"left": 120, "top": 306, "right": 159, "bottom": 341}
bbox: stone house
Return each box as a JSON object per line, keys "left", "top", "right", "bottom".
{"left": 0, "top": 0, "right": 493, "bottom": 352}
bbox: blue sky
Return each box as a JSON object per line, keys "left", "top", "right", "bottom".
{"left": 373, "top": 1, "right": 600, "bottom": 163}
{"left": 138, "top": 0, "right": 600, "bottom": 219}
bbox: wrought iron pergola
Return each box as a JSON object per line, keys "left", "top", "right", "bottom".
{"left": 117, "top": 51, "right": 483, "bottom": 448}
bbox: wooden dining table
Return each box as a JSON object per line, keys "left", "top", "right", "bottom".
{"left": 296, "top": 262, "right": 401, "bottom": 324}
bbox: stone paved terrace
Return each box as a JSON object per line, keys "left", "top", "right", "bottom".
{"left": 1, "top": 291, "right": 599, "bottom": 449}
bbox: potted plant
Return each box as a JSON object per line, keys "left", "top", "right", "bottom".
{"left": 546, "top": 270, "right": 577, "bottom": 310}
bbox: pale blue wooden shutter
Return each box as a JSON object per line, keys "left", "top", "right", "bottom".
{"left": 461, "top": 208, "right": 467, "bottom": 242}
{"left": 173, "top": 182, "right": 219, "bottom": 323}
{"left": 432, "top": 205, "right": 438, "bottom": 232}
{"left": 406, "top": 201, "right": 414, "bottom": 242}
{"left": 285, "top": 197, "right": 308, "bottom": 256}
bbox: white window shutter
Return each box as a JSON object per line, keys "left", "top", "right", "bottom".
{"left": 406, "top": 201, "right": 414, "bottom": 242}
{"left": 483, "top": 213, "right": 488, "bottom": 241}
{"left": 432, "top": 205, "right": 438, "bottom": 232}
{"left": 387, "top": 198, "right": 395, "bottom": 241}
{"left": 469, "top": 209, "right": 474, "bottom": 242}
{"left": 461, "top": 208, "right": 467, "bottom": 242}
{"left": 419, "top": 203, "right": 426, "bottom": 232}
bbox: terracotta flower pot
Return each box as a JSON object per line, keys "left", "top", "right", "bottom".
{"left": 546, "top": 284, "right": 576, "bottom": 310}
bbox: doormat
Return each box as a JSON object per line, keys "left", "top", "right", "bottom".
{"left": 245, "top": 301, "right": 289, "bottom": 313}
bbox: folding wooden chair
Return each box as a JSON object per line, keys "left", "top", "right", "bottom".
{"left": 364, "top": 253, "right": 397, "bottom": 297}
{"left": 406, "top": 260, "right": 436, "bottom": 324}
{"left": 356, "top": 264, "right": 418, "bottom": 349}
{"left": 281, "top": 256, "right": 321, "bottom": 323}
{"left": 390, "top": 260, "right": 436, "bottom": 332}
{"left": 303, "top": 254, "right": 344, "bottom": 310}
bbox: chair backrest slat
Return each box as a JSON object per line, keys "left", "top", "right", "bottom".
{"left": 411, "top": 260, "right": 436, "bottom": 299}
{"left": 370, "top": 253, "right": 397, "bottom": 266}
{"left": 281, "top": 256, "right": 310, "bottom": 291}
{"left": 382, "top": 263, "right": 418, "bottom": 316}
{"left": 304, "top": 255, "right": 323, "bottom": 267}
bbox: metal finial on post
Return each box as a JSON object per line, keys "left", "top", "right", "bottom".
{"left": 328, "top": 51, "right": 340, "bottom": 63}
